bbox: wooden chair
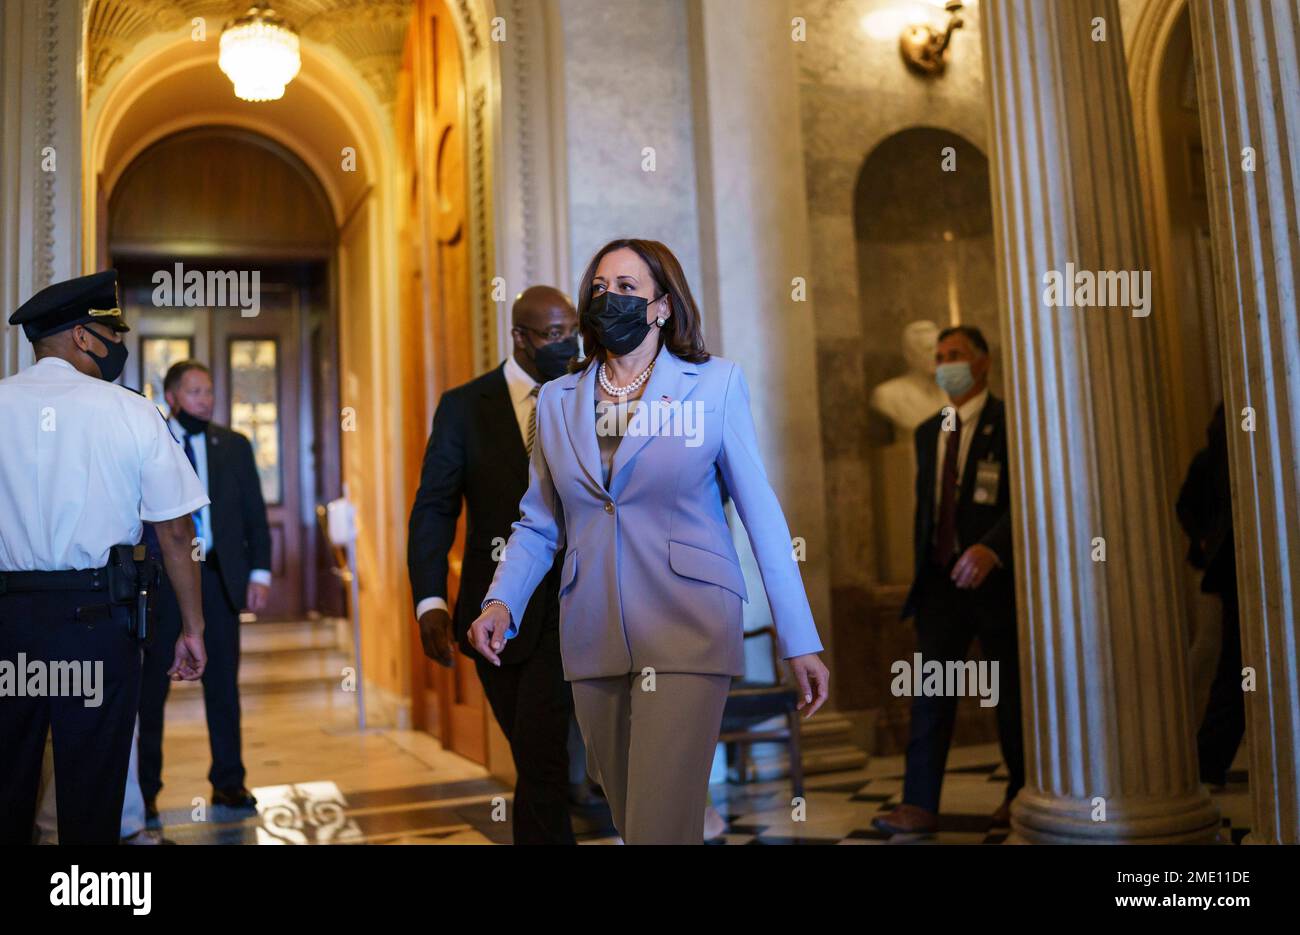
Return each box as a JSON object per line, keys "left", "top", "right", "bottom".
{"left": 718, "top": 625, "right": 804, "bottom": 799}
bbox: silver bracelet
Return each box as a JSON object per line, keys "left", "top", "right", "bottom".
{"left": 482, "top": 599, "right": 511, "bottom": 618}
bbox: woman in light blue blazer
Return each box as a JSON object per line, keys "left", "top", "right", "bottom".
{"left": 471, "top": 239, "right": 828, "bottom": 844}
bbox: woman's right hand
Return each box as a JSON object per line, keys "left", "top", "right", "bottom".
{"left": 469, "top": 602, "right": 513, "bottom": 666}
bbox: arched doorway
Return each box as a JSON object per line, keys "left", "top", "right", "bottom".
{"left": 81, "top": 1, "right": 506, "bottom": 769}
{"left": 107, "top": 126, "right": 342, "bottom": 621}
{"left": 1130, "top": 0, "right": 1242, "bottom": 791}
{"left": 832, "top": 125, "right": 1000, "bottom": 753}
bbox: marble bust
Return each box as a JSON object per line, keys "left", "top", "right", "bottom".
{"left": 869, "top": 320, "right": 950, "bottom": 585}
{"left": 870, "top": 320, "right": 949, "bottom": 434}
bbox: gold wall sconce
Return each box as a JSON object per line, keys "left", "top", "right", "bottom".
{"left": 862, "top": 1, "right": 969, "bottom": 78}
{"left": 899, "top": 0, "right": 965, "bottom": 76}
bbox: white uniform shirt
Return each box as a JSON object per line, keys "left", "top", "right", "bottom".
{"left": 933, "top": 388, "right": 989, "bottom": 513}
{"left": 167, "top": 416, "right": 213, "bottom": 554}
{"left": 0, "top": 356, "right": 209, "bottom": 571}
{"left": 414, "top": 356, "right": 538, "bottom": 619}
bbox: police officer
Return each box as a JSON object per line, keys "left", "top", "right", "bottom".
{"left": 0, "top": 270, "right": 209, "bottom": 845}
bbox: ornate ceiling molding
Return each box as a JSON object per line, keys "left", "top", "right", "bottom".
{"left": 86, "top": 0, "right": 414, "bottom": 105}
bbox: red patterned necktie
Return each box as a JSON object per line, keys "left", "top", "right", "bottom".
{"left": 932, "top": 412, "right": 962, "bottom": 565}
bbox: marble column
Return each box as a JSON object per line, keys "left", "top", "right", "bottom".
{"left": 684, "top": 1, "right": 867, "bottom": 775}
{"left": 0, "top": 0, "right": 83, "bottom": 377}
{"left": 981, "top": 0, "right": 1219, "bottom": 842}
{"left": 685, "top": 0, "right": 832, "bottom": 659}
{"left": 1188, "top": 0, "right": 1300, "bottom": 845}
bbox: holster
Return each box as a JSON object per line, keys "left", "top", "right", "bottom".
{"left": 108, "top": 543, "right": 160, "bottom": 643}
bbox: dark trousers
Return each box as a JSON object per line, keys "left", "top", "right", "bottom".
{"left": 474, "top": 624, "right": 575, "bottom": 844}
{"left": 0, "top": 589, "right": 140, "bottom": 844}
{"left": 139, "top": 557, "right": 245, "bottom": 800}
{"left": 1197, "top": 590, "right": 1245, "bottom": 785}
{"left": 903, "top": 562, "right": 1025, "bottom": 813}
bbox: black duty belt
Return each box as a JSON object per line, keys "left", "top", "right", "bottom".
{"left": 0, "top": 566, "right": 109, "bottom": 596}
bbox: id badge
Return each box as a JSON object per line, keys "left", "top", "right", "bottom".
{"left": 973, "top": 459, "right": 1001, "bottom": 505}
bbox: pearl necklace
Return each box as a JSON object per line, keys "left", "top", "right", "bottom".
{"left": 598, "top": 359, "right": 654, "bottom": 397}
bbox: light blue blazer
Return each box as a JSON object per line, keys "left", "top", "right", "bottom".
{"left": 484, "top": 341, "right": 823, "bottom": 681}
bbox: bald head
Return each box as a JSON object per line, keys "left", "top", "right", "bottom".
{"left": 512, "top": 285, "right": 574, "bottom": 329}
{"left": 510, "top": 285, "right": 578, "bottom": 382}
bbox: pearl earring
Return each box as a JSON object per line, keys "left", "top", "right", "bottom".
{"left": 655, "top": 316, "right": 666, "bottom": 327}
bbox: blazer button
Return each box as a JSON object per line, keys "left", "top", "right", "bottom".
{"left": 604, "top": 501, "right": 615, "bottom": 514}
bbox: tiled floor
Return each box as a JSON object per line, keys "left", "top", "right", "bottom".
{"left": 148, "top": 619, "right": 1253, "bottom": 845}
{"left": 704, "top": 749, "right": 1252, "bottom": 845}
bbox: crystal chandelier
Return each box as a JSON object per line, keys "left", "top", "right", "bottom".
{"left": 218, "top": 6, "right": 301, "bottom": 102}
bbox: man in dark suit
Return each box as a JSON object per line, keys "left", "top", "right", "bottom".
{"left": 873, "top": 324, "right": 1025, "bottom": 835}
{"left": 138, "top": 360, "right": 272, "bottom": 819}
{"left": 408, "top": 286, "right": 578, "bottom": 844}
{"left": 1176, "top": 402, "right": 1243, "bottom": 787}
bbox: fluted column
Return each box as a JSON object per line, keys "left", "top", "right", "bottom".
{"left": 0, "top": 0, "right": 83, "bottom": 377}
{"left": 1188, "top": 0, "right": 1300, "bottom": 845}
{"left": 981, "top": 0, "right": 1219, "bottom": 842}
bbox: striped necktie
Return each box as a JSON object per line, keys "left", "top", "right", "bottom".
{"left": 525, "top": 384, "right": 540, "bottom": 456}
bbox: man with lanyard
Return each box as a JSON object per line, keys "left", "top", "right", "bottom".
{"left": 0, "top": 270, "right": 208, "bottom": 845}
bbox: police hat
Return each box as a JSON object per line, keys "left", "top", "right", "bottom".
{"left": 8, "top": 269, "right": 130, "bottom": 342}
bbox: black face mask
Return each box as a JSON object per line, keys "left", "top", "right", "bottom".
{"left": 529, "top": 336, "right": 578, "bottom": 382}
{"left": 583, "top": 291, "right": 660, "bottom": 356}
{"left": 83, "top": 327, "right": 129, "bottom": 383}
{"left": 174, "top": 407, "right": 210, "bottom": 436}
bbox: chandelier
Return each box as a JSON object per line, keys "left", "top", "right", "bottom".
{"left": 218, "top": 6, "right": 302, "bottom": 102}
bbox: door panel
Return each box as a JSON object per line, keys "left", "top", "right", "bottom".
{"left": 211, "top": 286, "right": 303, "bottom": 619}
{"left": 401, "top": 0, "right": 486, "bottom": 763}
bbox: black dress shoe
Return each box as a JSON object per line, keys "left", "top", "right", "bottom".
{"left": 211, "top": 786, "right": 258, "bottom": 810}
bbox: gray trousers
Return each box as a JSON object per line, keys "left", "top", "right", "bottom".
{"left": 571, "top": 671, "right": 731, "bottom": 845}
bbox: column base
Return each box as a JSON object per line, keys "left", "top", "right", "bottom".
{"left": 1007, "top": 787, "right": 1221, "bottom": 844}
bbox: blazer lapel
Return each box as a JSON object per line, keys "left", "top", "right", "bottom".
{"left": 482, "top": 364, "right": 529, "bottom": 487}
{"left": 608, "top": 344, "right": 698, "bottom": 494}
{"left": 562, "top": 361, "right": 604, "bottom": 490}
{"left": 204, "top": 427, "right": 220, "bottom": 477}
{"left": 959, "top": 395, "right": 999, "bottom": 502}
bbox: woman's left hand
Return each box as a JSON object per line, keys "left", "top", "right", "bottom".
{"left": 789, "top": 654, "right": 830, "bottom": 719}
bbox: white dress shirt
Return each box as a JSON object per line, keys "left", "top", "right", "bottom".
{"left": 168, "top": 416, "right": 271, "bottom": 587}
{"left": 934, "top": 388, "right": 989, "bottom": 514}
{"left": 414, "top": 356, "right": 538, "bottom": 619}
{"left": 0, "top": 356, "right": 208, "bottom": 571}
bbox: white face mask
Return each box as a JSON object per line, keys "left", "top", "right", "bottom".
{"left": 935, "top": 361, "right": 974, "bottom": 397}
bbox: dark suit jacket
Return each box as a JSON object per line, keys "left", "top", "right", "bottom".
{"left": 1176, "top": 402, "right": 1235, "bottom": 596}
{"left": 407, "top": 364, "right": 562, "bottom": 664}
{"left": 203, "top": 423, "right": 273, "bottom": 613}
{"left": 902, "top": 393, "right": 1014, "bottom": 619}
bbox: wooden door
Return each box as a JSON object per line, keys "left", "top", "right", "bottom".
{"left": 401, "top": 0, "right": 485, "bottom": 763}
{"left": 210, "top": 283, "right": 303, "bottom": 619}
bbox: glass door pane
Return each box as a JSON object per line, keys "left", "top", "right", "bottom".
{"left": 229, "top": 338, "right": 282, "bottom": 504}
